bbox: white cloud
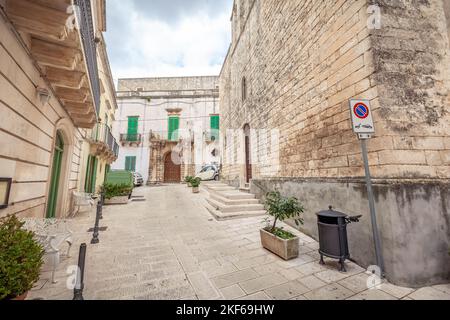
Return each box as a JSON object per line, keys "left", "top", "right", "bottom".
{"left": 104, "top": 1, "right": 232, "bottom": 83}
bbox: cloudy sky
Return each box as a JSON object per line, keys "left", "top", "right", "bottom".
{"left": 104, "top": 0, "right": 233, "bottom": 84}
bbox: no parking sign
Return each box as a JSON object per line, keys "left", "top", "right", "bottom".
{"left": 349, "top": 99, "right": 375, "bottom": 135}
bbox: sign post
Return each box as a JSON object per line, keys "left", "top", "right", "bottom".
{"left": 349, "top": 99, "right": 385, "bottom": 276}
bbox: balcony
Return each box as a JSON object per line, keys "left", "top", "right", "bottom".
{"left": 2, "top": 0, "right": 101, "bottom": 128}
{"left": 88, "top": 124, "right": 119, "bottom": 163}
{"left": 119, "top": 134, "right": 143, "bottom": 147}
{"left": 204, "top": 130, "right": 220, "bottom": 143}
{"left": 150, "top": 131, "right": 194, "bottom": 143}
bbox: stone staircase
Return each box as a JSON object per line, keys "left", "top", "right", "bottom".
{"left": 202, "top": 181, "right": 267, "bottom": 220}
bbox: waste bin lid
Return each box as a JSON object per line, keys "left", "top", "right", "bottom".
{"left": 316, "top": 206, "right": 347, "bottom": 218}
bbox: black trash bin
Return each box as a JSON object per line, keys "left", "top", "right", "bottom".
{"left": 316, "top": 206, "right": 361, "bottom": 272}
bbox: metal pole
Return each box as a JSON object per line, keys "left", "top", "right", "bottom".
{"left": 361, "top": 138, "right": 385, "bottom": 275}
{"left": 91, "top": 200, "right": 101, "bottom": 244}
{"left": 73, "top": 243, "right": 86, "bottom": 300}
{"left": 99, "top": 192, "right": 104, "bottom": 220}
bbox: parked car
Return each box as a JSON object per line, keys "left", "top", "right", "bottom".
{"left": 196, "top": 165, "right": 219, "bottom": 181}
{"left": 132, "top": 172, "right": 144, "bottom": 187}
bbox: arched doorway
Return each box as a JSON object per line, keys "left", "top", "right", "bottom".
{"left": 47, "top": 131, "right": 64, "bottom": 218}
{"left": 243, "top": 124, "right": 252, "bottom": 183}
{"left": 164, "top": 152, "right": 181, "bottom": 183}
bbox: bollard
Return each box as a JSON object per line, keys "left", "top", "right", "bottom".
{"left": 91, "top": 200, "right": 101, "bottom": 244}
{"left": 99, "top": 193, "right": 104, "bottom": 220}
{"left": 73, "top": 243, "right": 87, "bottom": 300}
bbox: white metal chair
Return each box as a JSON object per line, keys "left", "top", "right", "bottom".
{"left": 21, "top": 218, "right": 73, "bottom": 284}
{"left": 72, "top": 191, "right": 95, "bottom": 217}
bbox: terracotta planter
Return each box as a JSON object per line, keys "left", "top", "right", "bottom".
{"left": 192, "top": 187, "right": 199, "bottom": 193}
{"left": 12, "top": 292, "right": 28, "bottom": 300}
{"left": 260, "top": 228, "right": 299, "bottom": 260}
{"left": 104, "top": 196, "right": 129, "bottom": 205}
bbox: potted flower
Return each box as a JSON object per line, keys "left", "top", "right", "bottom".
{"left": 103, "top": 183, "right": 133, "bottom": 205}
{"left": 191, "top": 177, "right": 201, "bottom": 193}
{"left": 0, "top": 215, "right": 44, "bottom": 300}
{"left": 184, "top": 176, "right": 194, "bottom": 187}
{"left": 260, "top": 191, "right": 304, "bottom": 260}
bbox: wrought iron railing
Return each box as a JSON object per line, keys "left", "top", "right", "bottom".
{"left": 113, "top": 141, "right": 119, "bottom": 157}
{"left": 90, "top": 124, "right": 118, "bottom": 157}
{"left": 120, "top": 134, "right": 143, "bottom": 143}
{"left": 149, "top": 131, "right": 194, "bottom": 142}
{"left": 75, "top": 0, "right": 101, "bottom": 116}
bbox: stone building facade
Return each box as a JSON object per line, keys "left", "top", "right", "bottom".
{"left": 219, "top": 0, "right": 450, "bottom": 286}
{"left": 113, "top": 76, "right": 220, "bottom": 184}
{"left": 0, "top": 0, "right": 118, "bottom": 219}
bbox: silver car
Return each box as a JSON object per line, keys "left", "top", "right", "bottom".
{"left": 196, "top": 165, "right": 219, "bottom": 181}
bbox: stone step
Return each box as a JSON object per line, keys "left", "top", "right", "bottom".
{"left": 206, "top": 198, "right": 265, "bottom": 213}
{"left": 206, "top": 206, "right": 267, "bottom": 221}
{"left": 210, "top": 193, "right": 260, "bottom": 206}
{"left": 207, "top": 186, "right": 237, "bottom": 192}
{"left": 220, "top": 192, "right": 256, "bottom": 200}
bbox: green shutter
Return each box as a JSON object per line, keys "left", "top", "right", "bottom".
{"left": 84, "top": 155, "right": 92, "bottom": 193}
{"left": 131, "top": 157, "right": 136, "bottom": 172}
{"left": 168, "top": 116, "right": 179, "bottom": 141}
{"left": 127, "top": 117, "right": 139, "bottom": 141}
{"left": 125, "top": 156, "right": 136, "bottom": 172}
{"left": 210, "top": 115, "right": 220, "bottom": 140}
{"left": 91, "top": 157, "right": 98, "bottom": 194}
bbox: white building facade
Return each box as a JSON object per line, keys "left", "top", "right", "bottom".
{"left": 112, "top": 76, "right": 220, "bottom": 184}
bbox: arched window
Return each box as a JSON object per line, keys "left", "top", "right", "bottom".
{"left": 242, "top": 76, "right": 247, "bottom": 102}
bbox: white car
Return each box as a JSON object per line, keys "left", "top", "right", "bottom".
{"left": 132, "top": 172, "right": 144, "bottom": 186}
{"left": 196, "top": 165, "right": 219, "bottom": 181}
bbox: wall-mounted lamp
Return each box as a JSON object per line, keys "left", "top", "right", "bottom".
{"left": 37, "top": 87, "right": 52, "bottom": 105}
{"left": 0, "top": 178, "right": 12, "bottom": 209}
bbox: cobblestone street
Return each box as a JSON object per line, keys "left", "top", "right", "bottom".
{"left": 28, "top": 185, "right": 450, "bottom": 300}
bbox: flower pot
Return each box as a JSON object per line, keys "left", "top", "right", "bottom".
{"left": 192, "top": 187, "right": 199, "bottom": 193}
{"left": 260, "top": 228, "right": 299, "bottom": 260}
{"left": 12, "top": 292, "right": 28, "bottom": 300}
{"left": 104, "top": 196, "right": 129, "bottom": 205}
{"left": 187, "top": 183, "right": 192, "bottom": 188}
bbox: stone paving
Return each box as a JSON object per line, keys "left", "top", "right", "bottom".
{"left": 28, "top": 185, "right": 450, "bottom": 300}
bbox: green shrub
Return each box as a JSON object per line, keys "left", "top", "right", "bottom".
{"left": 190, "top": 177, "right": 201, "bottom": 188}
{"left": 264, "top": 191, "right": 304, "bottom": 238}
{"left": 0, "top": 215, "right": 44, "bottom": 300}
{"left": 103, "top": 183, "right": 133, "bottom": 200}
{"left": 184, "top": 176, "right": 194, "bottom": 186}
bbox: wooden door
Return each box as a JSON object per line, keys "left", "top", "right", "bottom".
{"left": 164, "top": 153, "right": 181, "bottom": 183}
{"left": 244, "top": 124, "right": 252, "bottom": 183}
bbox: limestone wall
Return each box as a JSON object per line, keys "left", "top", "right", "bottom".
{"left": 0, "top": 14, "right": 83, "bottom": 218}
{"left": 220, "top": 0, "right": 450, "bottom": 182}
{"left": 118, "top": 76, "right": 219, "bottom": 92}
{"left": 219, "top": 0, "right": 450, "bottom": 286}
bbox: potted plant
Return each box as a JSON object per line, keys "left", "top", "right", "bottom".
{"left": 260, "top": 191, "right": 304, "bottom": 260}
{"left": 184, "top": 176, "right": 193, "bottom": 187}
{"left": 191, "top": 177, "right": 201, "bottom": 193}
{"left": 0, "top": 215, "right": 44, "bottom": 300}
{"left": 103, "top": 183, "right": 133, "bottom": 205}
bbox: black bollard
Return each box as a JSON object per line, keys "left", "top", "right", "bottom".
{"left": 99, "top": 193, "right": 104, "bottom": 220}
{"left": 73, "top": 243, "right": 87, "bottom": 300}
{"left": 91, "top": 200, "right": 101, "bottom": 244}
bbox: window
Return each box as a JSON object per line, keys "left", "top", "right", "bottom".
{"left": 125, "top": 156, "right": 136, "bottom": 172}
{"left": 210, "top": 115, "right": 220, "bottom": 141}
{"left": 168, "top": 116, "right": 180, "bottom": 141}
{"left": 127, "top": 116, "right": 139, "bottom": 141}
{"left": 242, "top": 76, "right": 247, "bottom": 102}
